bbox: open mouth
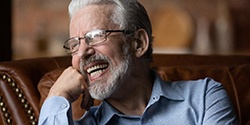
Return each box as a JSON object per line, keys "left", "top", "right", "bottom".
{"left": 86, "top": 63, "right": 109, "bottom": 78}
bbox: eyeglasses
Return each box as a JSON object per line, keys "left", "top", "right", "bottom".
{"left": 63, "top": 29, "right": 128, "bottom": 54}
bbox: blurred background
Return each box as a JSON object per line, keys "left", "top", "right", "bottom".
{"left": 0, "top": 0, "right": 250, "bottom": 61}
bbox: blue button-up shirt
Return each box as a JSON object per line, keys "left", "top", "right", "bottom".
{"left": 39, "top": 73, "right": 238, "bottom": 125}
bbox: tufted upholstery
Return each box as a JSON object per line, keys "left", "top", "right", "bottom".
{"left": 0, "top": 56, "right": 71, "bottom": 125}
{"left": 0, "top": 54, "right": 250, "bottom": 125}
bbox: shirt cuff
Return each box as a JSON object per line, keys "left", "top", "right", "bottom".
{"left": 39, "top": 96, "right": 71, "bottom": 118}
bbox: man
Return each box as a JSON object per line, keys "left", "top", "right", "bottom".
{"left": 38, "top": 0, "right": 238, "bottom": 124}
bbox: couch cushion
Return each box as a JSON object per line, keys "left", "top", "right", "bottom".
{"left": 229, "top": 64, "right": 250, "bottom": 125}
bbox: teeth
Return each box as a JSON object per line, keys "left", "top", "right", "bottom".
{"left": 87, "top": 64, "right": 108, "bottom": 74}
{"left": 89, "top": 69, "right": 105, "bottom": 77}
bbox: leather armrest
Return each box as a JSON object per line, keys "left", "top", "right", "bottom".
{"left": 0, "top": 56, "right": 71, "bottom": 125}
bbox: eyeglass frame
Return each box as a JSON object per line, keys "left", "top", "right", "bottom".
{"left": 63, "top": 29, "right": 131, "bottom": 54}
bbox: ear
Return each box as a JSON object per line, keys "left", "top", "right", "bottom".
{"left": 133, "top": 29, "right": 149, "bottom": 58}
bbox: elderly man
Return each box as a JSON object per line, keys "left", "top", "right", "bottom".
{"left": 38, "top": 0, "right": 238, "bottom": 124}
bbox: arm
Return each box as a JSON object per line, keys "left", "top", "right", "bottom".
{"left": 38, "top": 96, "right": 74, "bottom": 125}
{"left": 203, "top": 79, "right": 239, "bottom": 125}
{"left": 38, "top": 67, "right": 93, "bottom": 125}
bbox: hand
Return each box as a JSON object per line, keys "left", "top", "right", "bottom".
{"left": 48, "top": 66, "right": 88, "bottom": 103}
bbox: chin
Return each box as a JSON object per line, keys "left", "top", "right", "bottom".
{"left": 88, "top": 60, "right": 130, "bottom": 100}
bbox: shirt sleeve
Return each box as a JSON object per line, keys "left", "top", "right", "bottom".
{"left": 202, "top": 78, "right": 239, "bottom": 125}
{"left": 38, "top": 96, "right": 74, "bottom": 125}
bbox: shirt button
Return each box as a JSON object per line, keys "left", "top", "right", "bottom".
{"left": 153, "top": 96, "right": 157, "bottom": 100}
{"left": 61, "top": 104, "right": 67, "bottom": 109}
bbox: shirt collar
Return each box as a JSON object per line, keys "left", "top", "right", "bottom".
{"left": 152, "top": 72, "right": 184, "bottom": 101}
{"left": 94, "top": 101, "right": 114, "bottom": 125}
{"left": 96, "top": 71, "right": 184, "bottom": 124}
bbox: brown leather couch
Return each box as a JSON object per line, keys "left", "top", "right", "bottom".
{"left": 0, "top": 54, "right": 249, "bottom": 125}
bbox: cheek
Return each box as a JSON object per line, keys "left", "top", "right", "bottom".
{"left": 72, "top": 56, "right": 80, "bottom": 70}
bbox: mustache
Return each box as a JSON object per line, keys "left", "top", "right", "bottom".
{"left": 79, "top": 53, "right": 110, "bottom": 79}
{"left": 80, "top": 53, "right": 110, "bottom": 67}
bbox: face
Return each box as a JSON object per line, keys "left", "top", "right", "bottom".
{"left": 70, "top": 4, "right": 133, "bottom": 100}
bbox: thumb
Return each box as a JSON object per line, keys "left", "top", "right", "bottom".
{"left": 81, "top": 90, "right": 94, "bottom": 111}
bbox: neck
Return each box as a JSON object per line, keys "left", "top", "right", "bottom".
{"left": 106, "top": 69, "right": 154, "bottom": 116}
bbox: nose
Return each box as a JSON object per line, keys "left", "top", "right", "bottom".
{"left": 76, "top": 41, "right": 95, "bottom": 59}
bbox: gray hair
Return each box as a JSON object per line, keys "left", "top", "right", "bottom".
{"left": 68, "top": 0, "right": 153, "bottom": 61}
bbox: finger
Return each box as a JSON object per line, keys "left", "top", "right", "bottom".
{"left": 49, "top": 66, "right": 87, "bottom": 102}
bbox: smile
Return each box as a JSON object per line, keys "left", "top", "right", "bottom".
{"left": 86, "top": 63, "right": 109, "bottom": 77}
